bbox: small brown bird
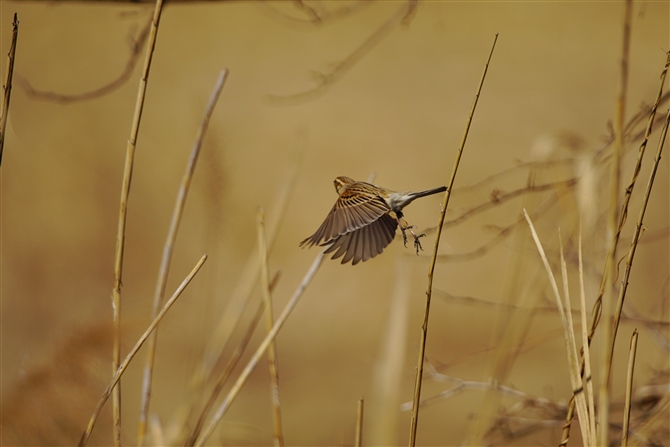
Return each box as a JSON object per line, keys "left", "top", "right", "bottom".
{"left": 300, "top": 176, "right": 447, "bottom": 265}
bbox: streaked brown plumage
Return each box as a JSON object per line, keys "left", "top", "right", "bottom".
{"left": 300, "top": 176, "right": 447, "bottom": 265}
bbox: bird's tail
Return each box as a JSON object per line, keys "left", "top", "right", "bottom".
{"left": 410, "top": 186, "right": 447, "bottom": 200}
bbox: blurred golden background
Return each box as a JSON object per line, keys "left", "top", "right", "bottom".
{"left": 1, "top": 1, "right": 668, "bottom": 446}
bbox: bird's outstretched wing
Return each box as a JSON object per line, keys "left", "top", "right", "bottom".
{"left": 322, "top": 213, "right": 398, "bottom": 265}
{"left": 299, "top": 187, "right": 390, "bottom": 248}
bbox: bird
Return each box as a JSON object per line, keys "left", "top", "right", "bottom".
{"left": 300, "top": 176, "right": 447, "bottom": 265}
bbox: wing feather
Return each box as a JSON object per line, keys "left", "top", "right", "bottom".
{"left": 300, "top": 188, "right": 390, "bottom": 247}
{"left": 323, "top": 231, "right": 347, "bottom": 258}
{"left": 360, "top": 224, "right": 371, "bottom": 264}
{"left": 380, "top": 213, "right": 397, "bottom": 247}
{"left": 369, "top": 217, "right": 382, "bottom": 258}
{"left": 341, "top": 228, "right": 359, "bottom": 264}
{"left": 319, "top": 213, "right": 398, "bottom": 265}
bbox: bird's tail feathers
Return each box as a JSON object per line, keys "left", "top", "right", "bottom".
{"left": 409, "top": 186, "right": 447, "bottom": 200}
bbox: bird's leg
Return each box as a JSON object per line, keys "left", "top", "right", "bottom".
{"left": 412, "top": 230, "right": 426, "bottom": 254}
{"left": 395, "top": 214, "right": 426, "bottom": 255}
{"left": 407, "top": 225, "right": 426, "bottom": 254}
{"left": 394, "top": 213, "right": 410, "bottom": 247}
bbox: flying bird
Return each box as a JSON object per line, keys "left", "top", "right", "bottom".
{"left": 300, "top": 176, "right": 447, "bottom": 265}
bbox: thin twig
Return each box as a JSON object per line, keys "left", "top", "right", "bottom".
{"left": 19, "top": 16, "right": 151, "bottom": 104}
{"left": 425, "top": 178, "right": 577, "bottom": 235}
{"left": 434, "top": 194, "right": 558, "bottom": 262}
{"left": 79, "top": 254, "right": 208, "bottom": 447}
{"left": 404, "top": 367, "right": 566, "bottom": 414}
{"left": 355, "top": 397, "right": 364, "bottom": 447}
{"left": 261, "top": 0, "right": 372, "bottom": 24}
{"left": 599, "top": 2, "right": 632, "bottom": 445}
{"left": 408, "top": 33, "right": 497, "bottom": 447}
{"left": 622, "top": 329, "right": 639, "bottom": 447}
{"left": 136, "top": 68, "right": 228, "bottom": 446}
{"left": 267, "top": 0, "right": 417, "bottom": 105}
{"left": 185, "top": 271, "right": 282, "bottom": 446}
{"left": 0, "top": 13, "right": 19, "bottom": 166}
{"left": 617, "top": 52, "right": 670, "bottom": 235}
{"left": 434, "top": 289, "right": 668, "bottom": 328}
{"left": 455, "top": 88, "right": 670, "bottom": 197}
{"left": 609, "top": 109, "right": 670, "bottom": 376}
{"left": 454, "top": 157, "right": 576, "bottom": 192}
{"left": 257, "top": 208, "right": 284, "bottom": 447}
{"left": 109, "top": 1, "right": 164, "bottom": 444}
{"left": 194, "top": 252, "right": 325, "bottom": 446}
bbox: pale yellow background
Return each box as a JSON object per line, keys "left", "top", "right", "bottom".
{"left": 2, "top": 1, "right": 668, "bottom": 446}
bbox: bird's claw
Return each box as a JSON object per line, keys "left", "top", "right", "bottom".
{"left": 413, "top": 233, "right": 426, "bottom": 254}
{"left": 400, "top": 224, "right": 425, "bottom": 254}
{"left": 400, "top": 225, "right": 416, "bottom": 248}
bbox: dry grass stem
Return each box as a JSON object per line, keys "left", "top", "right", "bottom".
{"left": 257, "top": 208, "right": 284, "bottom": 447}
{"left": 109, "top": 0, "right": 164, "bottom": 443}
{"left": 589, "top": 51, "right": 669, "bottom": 343}
{"left": 408, "top": 33, "right": 497, "bottom": 447}
{"left": 194, "top": 252, "right": 325, "bottom": 446}
{"left": 578, "top": 231, "right": 597, "bottom": 443}
{"left": 137, "top": 67, "right": 229, "bottom": 445}
{"left": 195, "top": 139, "right": 306, "bottom": 387}
{"left": 599, "top": 2, "right": 632, "bottom": 444}
{"left": 186, "top": 304, "right": 264, "bottom": 445}
{"left": 186, "top": 271, "right": 282, "bottom": 446}
{"left": 428, "top": 87, "right": 668, "bottom": 265}
{"left": 560, "top": 231, "right": 596, "bottom": 446}
{"left": 0, "top": 13, "right": 19, "bottom": 166}
{"left": 616, "top": 52, "right": 670, "bottom": 234}
{"left": 523, "top": 211, "right": 593, "bottom": 445}
{"left": 355, "top": 397, "right": 364, "bottom": 447}
{"left": 609, "top": 109, "right": 670, "bottom": 377}
{"left": 561, "top": 46, "right": 669, "bottom": 447}
{"left": 369, "top": 256, "right": 410, "bottom": 445}
{"left": 623, "top": 89, "right": 670, "bottom": 136}
{"left": 591, "top": 51, "right": 668, "bottom": 317}
{"left": 463, "top": 214, "right": 543, "bottom": 444}
{"left": 622, "top": 329, "right": 639, "bottom": 447}
{"left": 79, "top": 254, "right": 208, "bottom": 447}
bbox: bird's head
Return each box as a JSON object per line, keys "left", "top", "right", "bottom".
{"left": 333, "top": 176, "right": 355, "bottom": 194}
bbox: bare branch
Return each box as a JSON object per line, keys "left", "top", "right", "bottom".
{"left": 19, "top": 16, "right": 151, "bottom": 103}
{"left": 260, "top": 0, "right": 372, "bottom": 24}
{"left": 267, "top": 0, "right": 418, "bottom": 105}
